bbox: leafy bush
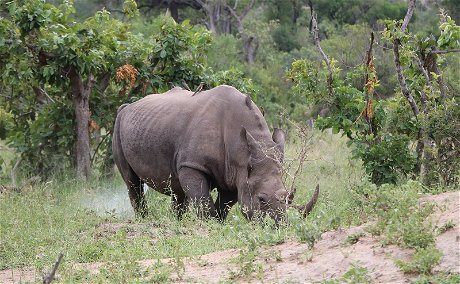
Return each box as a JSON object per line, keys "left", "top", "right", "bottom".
{"left": 366, "top": 181, "right": 436, "bottom": 249}
{"left": 0, "top": 1, "right": 212, "bottom": 178}
{"left": 353, "top": 134, "right": 415, "bottom": 185}
{"left": 422, "top": 99, "right": 460, "bottom": 186}
{"left": 395, "top": 246, "right": 442, "bottom": 275}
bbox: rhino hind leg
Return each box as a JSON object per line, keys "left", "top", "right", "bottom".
{"left": 178, "top": 167, "right": 218, "bottom": 218}
{"left": 215, "top": 191, "right": 237, "bottom": 221}
{"left": 125, "top": 170, "right": 147, "bottom": 218}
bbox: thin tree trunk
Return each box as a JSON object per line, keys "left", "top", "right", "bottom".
{"left": 309, "top": 8, "right": 335, "bottom": 97}
{"left": 168, "top": 2, "right": 179, "bottom": 22}
{"left": 243, "top": 35, "right": 258, "bottom": 65}
{"left": 391, "top": 0, "right": 425, "bottom": 174}
{"left": 69, "top": 68, "right": 93, "bottom": 180}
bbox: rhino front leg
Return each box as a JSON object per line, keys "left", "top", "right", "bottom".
{"left": 215, "top": 191, "right": 237, "bottom": 221}
{"left": 178, "top": 167, "right": 218, "bottom": 218}
{"left": 170, "top": 179, "right": 187, "bottom": 218}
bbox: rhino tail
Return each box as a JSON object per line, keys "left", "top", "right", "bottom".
{"left": 117, "top": 103, "right": 130, "bottom": 114}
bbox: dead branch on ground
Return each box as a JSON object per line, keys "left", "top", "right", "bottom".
{"left": 43, "top": 253, "right": 63, "bottom": 284}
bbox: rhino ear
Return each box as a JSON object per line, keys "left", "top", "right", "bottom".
{"left": 272, "top": 128, "right": 286, "bottom": 162}
{"left": 241, "top": 128, "right": 264, "bottom": 168}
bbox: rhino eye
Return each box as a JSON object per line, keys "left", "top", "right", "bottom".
{"left": 257, "top": 193, "right": 269, "bottom": 204}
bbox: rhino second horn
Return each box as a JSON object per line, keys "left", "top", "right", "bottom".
{"left": 290, "top": 184, "right": 319, "bottom": 218}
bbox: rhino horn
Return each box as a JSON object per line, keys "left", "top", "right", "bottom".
{"left": 290, "top": 184, "right": 319, "bottom": 218}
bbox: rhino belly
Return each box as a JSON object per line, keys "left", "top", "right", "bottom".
{"left": 119, "top": 109, "right": 182, "bottom": 192}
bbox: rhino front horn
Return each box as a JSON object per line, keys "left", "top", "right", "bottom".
{"left": 290, "top": 184, "right": 319, "bottom": 218}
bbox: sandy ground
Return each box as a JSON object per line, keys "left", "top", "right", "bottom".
{"left": 2, "top": 191, "right": 459, "bottom": 283}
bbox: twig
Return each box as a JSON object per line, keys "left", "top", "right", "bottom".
{"left": 401, "top": 0, "right": 416, "bottom": 33}
{"left": 43, "top": 253, "right": 63, "bottom": 284}
{"left": 91, "top": 133, "right": 112, "bottom": 166}
{"left": 11, "top": 158, "right": 21, "bottom": 188}
{"left": 392, "top": 0, "right": 419, "bottom": 117}
{"left": 430, "top": 48, "right": 460, "bottom": 54}
{"left": 308, "top": 3, "right": 334, "bottom": 97}
{"left": 415, "top": 56, "right": 431, "bottom": 112}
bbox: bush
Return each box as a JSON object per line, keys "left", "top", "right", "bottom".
{"left": 423, "top": 99, "right": 460, "bottom": 186}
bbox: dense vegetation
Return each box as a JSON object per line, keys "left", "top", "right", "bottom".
{"left": 1, "top": 0, "right": 458, "bottom": 185}
{"left": 0, "top": 0, "right": 459, "bottom": 282}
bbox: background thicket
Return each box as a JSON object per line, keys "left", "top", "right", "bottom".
{"left": 0, "top": 0, "right": 459, "bottom": 184}
{"left": 0, "top": 1, "right": 459, "bottom": 282}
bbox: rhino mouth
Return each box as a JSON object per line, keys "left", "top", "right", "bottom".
{"left": 254, "top": 184, "right": 320, "bottom": 222}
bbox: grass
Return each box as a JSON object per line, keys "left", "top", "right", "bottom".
{"left": 0, "top": 129, "right": 457, "bottom": 282}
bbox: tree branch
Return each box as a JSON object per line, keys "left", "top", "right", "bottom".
{"left": 392, "top": 0, "right": 419, "bottom": 116}
{"left": 401, "top": 0, "right": 416, "bottom": 33}
{"left": 43, "top": 253, "right": 64, "bottom": 284}
{"left": 96, "top": 72, "right": 111, "bottom": 94}
{"left": 415, "top": 56, "right": 431, "bottom": 112}
{"left": 430, "top": 48, "right": 460, "bottom": 54}
{"left": 309, "top": 5, "right": 334, "bottom": 97}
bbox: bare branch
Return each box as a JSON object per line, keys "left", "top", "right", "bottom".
{"left": 11, "top": 158, "right": 21, "bottom": 188}
{"left": 310, "top": 9, "right": 334, "bottom": 96}
{"left": 392, "top": 0, "right": 419, "bottom": 116}
{"left": 393, "top": 41, "right": 420, "bottom": 116}
{"left": 96, "top": 72, "right": 111, "bottom": 94}
{"left": 415, "top": 56, "right": 432, "bottom": 112}
{"left": 401, "top": 0, "right": 416, "bottom": 33}
{"left": 43, "top": 253, "right": 64, "bottom": 284}
{"left": 90, "top": 133, "right": 111, "bottom": 166}
{"left": 430, "top": 48, "right": 460, "bottom": 54}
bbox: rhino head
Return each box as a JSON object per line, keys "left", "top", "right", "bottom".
{"left": 239, "top": 128, "right": 319, "bottom": 223}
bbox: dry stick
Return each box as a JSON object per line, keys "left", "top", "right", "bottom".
{"left": 11, "top": 158, "right": 21, "bottom": 188}
{"left": 43, "top": 253, "right": 63, "bottom": 284}
{"left": 364, "top": 32, "right": 375, "bottom": 100}
{"left": 430, "top": 46, "right": 448, "bottom": 102}
{"left": 90, "top": 132, "right": 111, "bottom": 166}
{"left": 430, "top": 48, "right": 460, "bottom": 54}
{"left": 393, "top": 0, "right": 419, "bottom": 116}
{"left": 309, "top": 4, "right": 334, "bottom": 97}
{"left": 392, "top": 0, "right": 424, "bottom": 173}
{"left": 363, "top": 31, "right": 375, "bottom": 134}
{"left": 415, "top": 56, "right": 431, "bottom": 112}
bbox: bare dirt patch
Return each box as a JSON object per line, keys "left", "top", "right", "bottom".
{"left": 1, "top": 191, "right": 458, "bottom": 283}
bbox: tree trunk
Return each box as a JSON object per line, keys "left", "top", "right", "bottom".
{"left": 243, "top": 35, "right": 258, "bottom": 65}
{"left": 168, "top": 2, "right": 179, "bottom": 22}
{"left": 69, "top": 68, "right": 93, "bottom": 180}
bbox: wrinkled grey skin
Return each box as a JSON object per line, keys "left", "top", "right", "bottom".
{"left": 113, "top": 85, "right": 292, "bottom": 222}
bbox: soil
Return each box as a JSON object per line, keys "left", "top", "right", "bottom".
{"left": 2, "top": 191, "right": 458, "bottom": 283}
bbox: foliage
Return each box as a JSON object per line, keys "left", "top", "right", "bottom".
{"left": 0, "top": 1, "right": 212, "bottom": 177}
{"left": 288, "top": 9, "right": 460, "bottom": 185}
{"left": 365, "top": 181, "right": 436, "bottom": 249}
{"left": 395, "top": 246, "right": 443, "bottom": 275}
{"left": 205, "top": 67, "right": 258, "bottom": 100}
{"left": 422, "top": 99, "right": 460, "bottom": 186}
{"left": 323, "top": 263, "right": 371, "bottom": 284}
{"left": 353, "top": 134, "right": 415, "bottom": 185}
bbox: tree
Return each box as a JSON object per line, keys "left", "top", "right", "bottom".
{"left": 288, "top": 1, "right": 460, "bottom": 185}
{"left": 0, "top": 0, "right": 212, "bottom": 179}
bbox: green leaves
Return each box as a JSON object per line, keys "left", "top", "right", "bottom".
{"left": 438, "top": 16, "right": 460, "bottom": 48}
{"left": 0, "top": 0, "right": 214, "bottom": 176}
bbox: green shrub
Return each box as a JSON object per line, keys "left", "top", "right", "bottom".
{"left": 395, "top": 246, "right": 442, "bottom": 275}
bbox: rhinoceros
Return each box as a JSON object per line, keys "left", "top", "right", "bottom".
{"left": 112, "top": 85, "right": 318, "bottom": 222}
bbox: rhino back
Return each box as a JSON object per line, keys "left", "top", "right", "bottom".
{"left": 118, "top": 85, "right": 273, "bottom": 189}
